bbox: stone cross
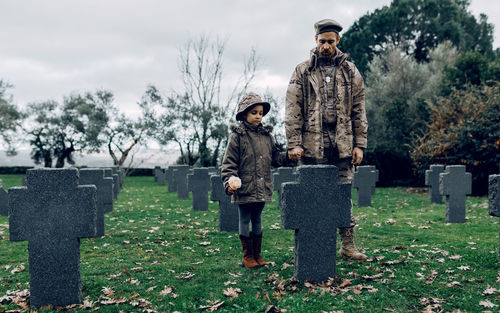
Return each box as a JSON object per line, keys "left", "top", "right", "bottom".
{"left": 104, "top": 169, "right": 119, "bottom": 200}
{"left": 79, "top": 168, "right": 114, "bottom": 236}
{"left": 210, "top": 174, "right": 239, "bottom": 232}
{"left": 273, "top": 167, "right": 297, "bottom": 202}
{"left": 157, "top": 169, "right": 167, "bottom": 186}
{"left": 8, "top": 168, "right": 97, "bottom": 308}
{"left": 425, "top": 165, "right": 445, "bottom": 203}
{"left": 111, "top": 166, "right": 122, "bottom": 189}
{"left": 489, "top": 174, "right": 500, "bottom": 259}
{"left": 352, "top": 165, "right": 379, "bottom": 207}
{"left": 173, "top": 165, "right": 190, "bottom": 199}
{"left": 280, "top": 165, "right": 351, "bottom": 282}
{"left": 0, "top": 179, "right": 7, "bottom": 216}
{"left": 154, "top": 166, "right": 161, "bottom": 182}
{"left": 166, "top": 166, "right": 176, "bottom": 192}
{"left": 187, "top": 168, "right": 211, "bottom": 211}
{"left": 439, "top": 165, "right": 472, "bottom": 223}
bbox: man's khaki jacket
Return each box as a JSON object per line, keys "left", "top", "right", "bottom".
{"left": 285, "top": 47, "right": 368, "bottom": 159}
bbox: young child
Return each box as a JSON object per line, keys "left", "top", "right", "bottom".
{"left": 221, "top": 92, "right": 291, "bottom": 268}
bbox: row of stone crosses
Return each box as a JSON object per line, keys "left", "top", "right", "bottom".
{"left": 0, "top": 163, "right": 498, "bottom": 309}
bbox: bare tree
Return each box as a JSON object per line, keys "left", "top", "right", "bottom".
{"left": 146, "top": 35, "right": 258, "bottom": 166}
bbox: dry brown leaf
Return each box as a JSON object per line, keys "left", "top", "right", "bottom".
{"left": 159, "top": 286, "right": 173, "bottom": 296}
{"left": 479, "top": 300, "right": 497, "bottom": 308}
{"left": 483, "top": 287, "right": 497, "bottom": 295}
{"left": 199, "top": 300, "right": 225, "bottom": 311}
{"left": 224, "top": 281, "right": 237, "bottom": 286}
{"left": 102, "top": 287, "right": 115, "bottom": 297}
{"left": 10, "top": 264, "right": 25, "bottom": 274}
{"left": 223, "top": 287, "right": 242, "bottom": 299}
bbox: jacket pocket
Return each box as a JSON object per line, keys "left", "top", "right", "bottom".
{"left": 237, "top": 173, "right": 254, "bottom": 196}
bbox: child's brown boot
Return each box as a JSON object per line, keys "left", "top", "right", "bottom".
{"left": 239, "top": 234, "right": 259, "bottom": 268}
{"left": 252, "top": 232, "right": 267, "bottom": 266}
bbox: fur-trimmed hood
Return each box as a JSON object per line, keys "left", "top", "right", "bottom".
{"left": 230, "top": 122, "right": 273, "bottom": 135}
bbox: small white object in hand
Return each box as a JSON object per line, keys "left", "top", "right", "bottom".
{"left": 228, "top": 176, "right": 242, "bottom": 190}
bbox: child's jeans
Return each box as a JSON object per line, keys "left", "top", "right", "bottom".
{"left": 238, "top": 202, "right": 265, "bottom": 237}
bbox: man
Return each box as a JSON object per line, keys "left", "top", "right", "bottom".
{"left": 285, "top": 19, "right": 368, "bottom": 261}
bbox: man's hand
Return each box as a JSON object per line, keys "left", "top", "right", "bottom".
{"left": 226, "top": 186, "right": 235, "bottom": 195}
{"left": 352, "top": 147, "right": 363, "bottom": 165}
{"left": 288, "top": 147, "right": 304, "bottom": 161}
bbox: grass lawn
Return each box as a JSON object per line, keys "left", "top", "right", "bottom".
{"left": 0, "top": 174, "right": 498, "bottom": 312}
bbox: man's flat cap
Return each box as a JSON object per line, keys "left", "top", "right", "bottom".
{"left": 314, "top": 19, "right": 343, "bottom": 35}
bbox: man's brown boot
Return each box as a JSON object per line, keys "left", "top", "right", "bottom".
{"left": 252, "top": 232, "right": 267, "bottom": 266}
{"left": 339, "top": 227, "right": 367, "bottom": 262}
{"left": 239, "top": 234, "right": 259, "bottom": 268}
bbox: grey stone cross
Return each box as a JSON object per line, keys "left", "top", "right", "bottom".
{"left": 79, "top": 168, "right": 114, "bottom": 236}
{"left": 352, "top": 165, "right": 378, "bottom": 207}
{"left": 173, "top": 165, "right": 190, "bottom": 199}
{"left": 281, "top": 165, "right": 351, "bottom": 282}
{"left": 104, "top": 168, "right": 119, "bottom": 200}
{"left": 211, "top": 174, "right": 239, "bottom": 232}
{"left": 166, "top": 166, "right": 176, "bottom": 192}
{"left": 439, "top": 165, "right": 472, "bottom": 223}
{"left": 0, "top": 179, "right": 7, "bottom": 216}
{"left": 273, "top": 167, "right": 297, "bottom": 204}
{"left": 489, "top": 174, "right": 500, "bottom": 259}
{"left": 187, "top": 168, "right": 211, "bottom": 211}
{"left": 154, "top": 166, "right": 161, "bottom": 182}
{"left": 8, "top": 168, "right": 97, "bottom": 308}
{"left": 157, "top": 169, "right": 167, "bottom": 186}
{"left": 425, "top": 165, "right": 445, "bottom": 203}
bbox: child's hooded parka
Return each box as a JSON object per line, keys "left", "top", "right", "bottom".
{"left": 221, "top": 93, "right": 289, "bottom": 204}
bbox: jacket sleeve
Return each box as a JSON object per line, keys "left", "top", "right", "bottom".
{"left": 221, "top": 133, "right": 240, "bottom": 192}
{"left": 285, "top": 64, "right": 305, "bottom": 151}
{"left": 270, "top": 136, "right": 296, "bottom": 168}
{"left": 351, "top": 65, "right": 368, "bottom": 149}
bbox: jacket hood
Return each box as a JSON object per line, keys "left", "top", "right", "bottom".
{"left": 230, "top": 122, "right": 273, "bottom": 135}
{"left": 307, "top": 47, "right": 348, "bottom": 72}
{"left": 235, "top": 92, "right": 271, "bottom": 121}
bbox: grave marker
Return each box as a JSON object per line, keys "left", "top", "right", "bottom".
{"left": 104, "top": 169, "right": 119, "bottom": 200}
{"left": 439, "top": 165, "right": 472, "bottom": 223}
{"left": 425, "top": 165, "right": 445, "bottom": 203}
{"left": 173, "top": 165, "right": 190, "bottom": 199}
{"left": 157, "top": 169, "right": 167, "bottom": 186}
{"left": 211, "top": 175, "right": 239, "bottom": 232}
{"left": 352, "top": 165, "right": 379, "bottom": 207}
{"left": 79, "top": 168, "right": 114, "bottom": 236}
{"left": 281, "top": 165, "right": 351, "bottom": 282}
{"left": 9, "top": 168, "right": 97, "bottom": 308}
{"left": 187, "top": 168, "right": 211, "bottom": 211}
{"left": 489, "top": 174, "right": 500, "bottom": 259}
{"left": 154, "top": 166, "right": 161, "bottom": 182}
{"left": 273, "top": 167, "right": 297, "bottom": 202}
{"left": 167, "top": 166, "right": 176, "bottom": 192}
{"left": 0, "top": 179, "right": 7, "bottom": 216}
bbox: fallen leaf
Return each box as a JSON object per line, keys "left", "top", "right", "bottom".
{"left": 102, "top": 287, "right": 115, "bottom": 297}
{"left": 200, "top": 241, "right": 211, "bottom": 246}
{"left": 223, "top": 287, "right": 242, "bottom": 299}
{"left": 483, "top": 287, "right": 497, "bottom": 295}
{"left": 10, "top": 264, "right": 25, "bottom": 274}
{"left": 479, "top": 300, "right": 497, "bottom": 308}
{"left": 199, "top": 300, "right": 225, "bottom": 311}
{"left": 159, "top": 286, "right": 173, "bottom": 296}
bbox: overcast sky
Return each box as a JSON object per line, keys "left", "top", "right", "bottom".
{"left": 1, "top": 0, "right": 498, "bottom": 118}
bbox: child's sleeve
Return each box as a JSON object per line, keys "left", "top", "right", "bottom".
{"left": 221, "top": 133, "right": 240, "bottom": 192}
{"left": 271, "top": 135, "right": 296, "bottom": 168}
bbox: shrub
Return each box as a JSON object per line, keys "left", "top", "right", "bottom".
{"left": 411, "top": 83, "right": 500, "bottom": 195}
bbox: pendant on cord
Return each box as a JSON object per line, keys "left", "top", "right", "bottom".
{"left": 325, "top": 76, "right": 331, "bottom": 83}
